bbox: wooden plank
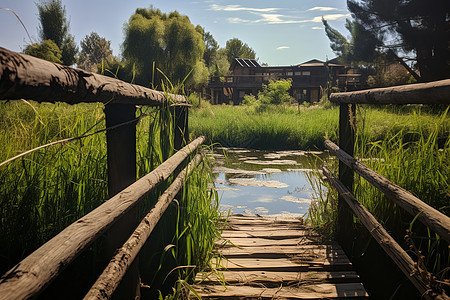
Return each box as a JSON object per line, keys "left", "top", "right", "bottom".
{"left": 0, "top": 47, "right": 185, "bottom": 105}
{"left": 192, "top": 283, "right": 369, "bottom": 299}
{"left": 219, "top": 245, "right": 345, "bottom": 259}
{"left": 0, "top": 137, "right": 205, "bottom": 300}
{"left": 217, "top": 237, "right": 326, "bottom": 247}
{"left": 323, "top": 167, "right": 440, "bottom": 300}
{"left": 219, "top": 237, "right": 335, "bottom": 247}
{"left": 196, "top": 271, "right": 361, "bottom": 286}
{"left": 213, "top": 257, "right": 353, "bottom": 272}
{"left": 224, "top": 225, "right": 308, "bottom": 232}
{"left": 225, "top": 221, "right": 304, "bottom": 228}
{"left": 221, "top": 230, "right": 311, "bottom": 239}
{"left": 330, "top": 79, "right": 450, "bottom": 104}
{"left": 225, "top": 215, "right": 303, "bottom": 224}
{"left": 325, "top": 139, "right": 450, "bottom": 243}
{"left": 84, "top": 154, "right": 203, "bottom": 300}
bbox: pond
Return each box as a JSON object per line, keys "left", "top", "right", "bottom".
{"left": 212, "top": 148, "right": 326, "bottom": 219}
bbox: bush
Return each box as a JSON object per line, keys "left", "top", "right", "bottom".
{"left": 242, "top": 79, "right": 292, "bottom": 112}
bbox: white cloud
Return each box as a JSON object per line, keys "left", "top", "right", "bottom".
{"left": 227, "top": 17, "right": 253, "bottom": 24}
{"left": 308, "top": 6, "right": 340, "bottom": 12}
{"left": 312, "top": 14, "right": 350, "bottom": 22}
{"left": 276, "top": 46, "right": 290, "bottom": 50}
{"left": 312, "top": 26, "right": 323, "bottom": 30}
{"left": 211, "top": 4, "right": 279, "bottom": 13}
{"left": 227, "top": 13, "right": 310, "bottom": 25}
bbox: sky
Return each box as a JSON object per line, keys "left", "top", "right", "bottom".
{"left": 0, "top": 0, "right": 351, "bottom": 66}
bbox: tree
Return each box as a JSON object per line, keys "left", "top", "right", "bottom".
{"left": 24, "top": 39, "right": 62, "bottom": 64}
{"left": 323, "top": 17, "right": 419, "bottom": 87}
{"left": 346, "top": 0, "right": 450, "bottom": 81}
{"left": 224, "top": 38, "right": 256, "bottom": 64}
{"left": 36, "top": 0, "right": 78, "bottom": 65}
{"left": 202, "top": 30, "right": 219, "bottom": 69}
{"left": 122, "top": 7, "right": 207, "bottom": 88}
{"left": 78, "top": 32, "right": 113, "bottom": 71}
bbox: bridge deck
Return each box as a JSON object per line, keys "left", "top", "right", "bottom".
{"left": 194, "top": 214, "right": 368, "bottom": 299}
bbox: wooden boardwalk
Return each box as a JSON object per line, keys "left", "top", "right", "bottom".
{"left": 194, "top": 215, "right": 369, "bottom": 299}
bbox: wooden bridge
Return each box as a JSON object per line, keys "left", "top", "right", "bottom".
{"left": 194, "top": 215, "right": 368, "bottom": 299}
{"left": 0, "top": 47, "right": 449, "bottom": 299}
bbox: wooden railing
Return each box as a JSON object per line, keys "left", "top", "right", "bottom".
{"left": 326, "top": 79, "right": 450, "bottom": 300}
{"left": 0, "top": 47, "right": 201, "bottom": 299}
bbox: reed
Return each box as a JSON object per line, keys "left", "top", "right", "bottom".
{"left": 0, "top": 99, "right": 220, "bottom": 298}
{"left": 306, "top": 105, "right": 449, "bottom": 298}
{"left": 190, "top": 102, "right": 339, "bottom": 150}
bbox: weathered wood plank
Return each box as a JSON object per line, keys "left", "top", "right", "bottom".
{"left": 216, "top": 237, "right": 326, "bottom": 248}
{"left": 0, "top": 47, "right": 185, "bottom": 105}
{"left": 192, "top": 283, "right": 369, "bottom": 299}
{"left": 225, "top": 222, "right": 305, "bottom": 229}
{"left": 330, "top": 79, "right": 450, "bottom": 104}
{"left": 213, "top": 257, "right": 353, "bottom": 272}
{"left": 225, "top": 224, "right": 307, "bottom": 231}
{"left": 0, "top": 137, "right": 205, "bottom": 300}
{"left": 221, "top": 230, "right": 312, "bottom": 239}
{"left": 224, "top": 216, "right": 303, "bottom": 225}
{"left": 197, "top": 215, "right": 368, "bottom": 299}
{"left": 219, "top": 245, "right": 345, "bottom": 259}
{"left": 196, "top": 270, "right": 361, "bottom": 286}
{"left": 324, "top": 139, "right": 450, "bottom": 243}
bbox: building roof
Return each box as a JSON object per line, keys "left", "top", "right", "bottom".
{"left": 298, "top": 58, "right": 346, "bottom": 68}
{"left": 233, "top": 58, "right": 261, "bottom": 68}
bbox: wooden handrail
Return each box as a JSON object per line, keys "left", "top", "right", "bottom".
{"left": 324, "top": 139, "right": 450, "bottom": 242}
{"left": 0, "top": 47, "right": 185, "bottom": 105}
{"left": 0, "top": 136, "right": 205, "bottom": 300}
{"left": 84, "top": 154, "right": 203, "bottom": 300}
{"left": 322, "top": 167, "right": 444, "bottom": 300}
{"left": 330, "top": 79, "right": 450, "bottom": 104}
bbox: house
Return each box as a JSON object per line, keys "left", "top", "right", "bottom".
{"left": 207, "top": 58, "right": 361, "bottom": 104}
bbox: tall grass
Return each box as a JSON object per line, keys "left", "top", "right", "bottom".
{"left": 0, "top": 99, "right": 220, "bottom": 298}
{"left": 190, "top": 102, "right": 339, "bottom": 150}
{"left": 0, "top": 101, "right": 108, "bottom": 273}
{"left": 306, "top": 105, "right": 449, "bottom": 298}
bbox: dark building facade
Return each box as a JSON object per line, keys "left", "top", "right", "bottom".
{"left": 207, "top": 58, "right": 361, "bottom": 104}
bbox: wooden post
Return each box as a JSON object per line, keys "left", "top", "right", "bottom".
{"left": 104, "top": 104, "right": 140, "bottom": 299}
{"left": 172, "top": 104, "right": 189, "bottom": 151}
{"left": 337, "top": 103, "right": 356, "bottom": 251}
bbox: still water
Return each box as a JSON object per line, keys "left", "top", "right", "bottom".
{"left": 212, "top": 148, "right": 326, "bottom": 218}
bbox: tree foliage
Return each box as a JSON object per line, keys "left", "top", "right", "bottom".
{"left": 243, "top": 79, "right": 292, "bottom": 111}
{"left": 122, "top": 7, "right": 207, "bottom": 88}
{"left": 323, "top": 17, "right": 418, "bottom": 87}
{"left": 346, "top": 0, "right": 450, "bottom": 81}
{"left": 202, "top": 30, "right": 219, "bottom": 69}
{"left": 224, "top": 38, "right": 256, "bottom": 64}
{"left": 36, "top": 0, "right": 78, "bottom": 65}
{"left": 78, "top": 32, "right": 113, "bottom": 71}
{"left": 24, "top": 39, "right": 62, "bottom": 64}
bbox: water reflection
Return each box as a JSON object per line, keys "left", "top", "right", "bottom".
{"left": 212, "top": 148, "right": 326, "bottom": 218}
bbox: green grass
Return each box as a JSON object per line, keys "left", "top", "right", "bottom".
{"left": 0, "top": 100, "right": 220, "bottom": 298}
{"left": 190, "top": 102, "right": 450, "bottom": 151}
{"left": 305, "top": 105, "right": 449, "bottom": 297}
{"left": 190, "top": 103, "right": 339, "bottom": 150}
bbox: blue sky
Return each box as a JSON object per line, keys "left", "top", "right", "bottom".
{"left": 0, "top": 0, "right": 351, "bottom": 66}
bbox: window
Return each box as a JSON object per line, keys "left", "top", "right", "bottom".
{"left": 286, "top": 72, "right": 293, "bottom": 76}
{"left": 302, "top": 71, "right": 311, "bottom": 76}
